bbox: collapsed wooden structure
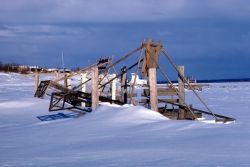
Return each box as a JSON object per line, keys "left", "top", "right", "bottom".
{"left": 34, "top": 40, "right": 235, "bottom": 123}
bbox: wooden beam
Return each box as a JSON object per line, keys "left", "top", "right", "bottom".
{"left": 34, "top": 68, "right": 39, "bottom": 93}
{"left": 81, "top": 72, "right": 87, "bottom": 107}
{"left": 111, "top": 74, "right": 117, "bottom": 100}
{"left": 178, "top": 66, "right": 185, "bottom": 120}
{"left": 64, "top": 73, "right": 68, "bottom": 88}
{"left": 91, "top": 66, "right": 99, "bottom": 110}
{"left": 140, "top": 98, "right": 178, "bottom": 104}
{"left": 148, "top": 68, "right": 158, "bottom": 112}
{"left": 121, "top": 66, "right": 127, "bottom": 104}
{"left": 141, "top": 40, "right": 162, "bottom": 77}
{"left": 67, "top": 74, "right": 71, "bottom": 89}
{"left": 142, "top": 88, "right": 178, "bottom": 96}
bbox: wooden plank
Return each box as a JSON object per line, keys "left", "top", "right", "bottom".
{"left": 120, "top": 66, "right": 127, "bottom": 103}
{"left": 111, "top": 73, "right": 117, "bottom": 100}
{"left": 81, "top": 72, "right": 87, "bottom": 107}
{"left": 141, "top": 40, "right": 162, "bottom": 77}
{"left": 142, "top": 88, "right": 178, "bottom": 97}
{"left": 91, "top": 66, "right": 99, "bottom": 110}
{"left": 67, "top": 73, "right": 71, "bottom": 89}
{"left": 34, "top": 69, "right": 39, "bottom": 93}
{"left": 64, "top": 73, "right": 67, "bottom": 88}
{"left": 141, "top": 40, "right": 152, "bottom": 77}
{"left": 140, "top": 98, "right": 178, "bottom": 104}
{"left": 157, "top": 88, "right": 178, "bottom": 96}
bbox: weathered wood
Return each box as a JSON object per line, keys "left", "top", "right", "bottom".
{"left": 55, "top": 71, "right": 59, "bottom": 78}
{"left": 34, "top": 69, "right": 39, "bottom": 93}
{"left": 141, "top": 40, "right": 152, "bottom": 77}
{"left": 165, "top": 101, "right": 235, "bottom": 122}
{"left": 140, "top": 98, "right": 178, "bottom": 104}
{"left": 67, "top": 75, "right": 71, "bottom": 89}
{"left": 178, "top": 66, "right": 185, "bottom": 120}
{"left": 81, "top": 72, "right": 87, "bottom": 107}
{"left": 142, "top": 87, "right": 178, "bottom": 96}
{"left": 121, "top": 66, "right": 127, "bottom": 103}
{"left": 91, "top": 66, "right": 99, "bottom": 110}
{"left": 64, "top": 73, "right": 68, "bottom": 88}
{"left": 158, "top": 107, "right": 202, "bottom": 120}
{"left": 141, "top": 40, "right": 162, "bottom": 77}
{"left": 49, "top": 80, "right": 70, "bottom": 93}
{"left": 148, "top": 68, "right": 158, "bottom": 112}
{"left": 111, "top": 74, "right": 117, "bottom": 100}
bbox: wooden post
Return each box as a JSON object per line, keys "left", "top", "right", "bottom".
{"left": 148, "top": 68, "right": 158, "bottom": 112}
{"left": 81, "top": 72, "right": 87, "bottom": 107}
{"left": 111, "top": 73, "right": 117, "bottom": 100}
{"left": 131, "top": 73, "right": 136, "bottom": 84}
{"left": 55, "top": 71, "right": 59, "bottom": 78}
{"left": 178, "top": 66, "right": 185, "bottom": 120}
{"left": 67, "top": 74, "right": 71, "bottom": 89}
{"left": 121, "top": 66, "right": 127, "bottom": 104}
{"left": 34, "top": 68, "right": 39, "bottom": 93}
{"left": 91, "top": 66, "right": 99, "bottom": 110}
{"left": 64, "top": 73, "right": 67, "bottom": 88}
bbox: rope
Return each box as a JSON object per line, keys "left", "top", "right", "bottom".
{"left": 161, "top": 49, "right": 217, "bottom": 120}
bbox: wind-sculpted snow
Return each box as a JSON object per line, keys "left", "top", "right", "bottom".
{"left": 0, "top": 73, "right": 250, "bottom": 167}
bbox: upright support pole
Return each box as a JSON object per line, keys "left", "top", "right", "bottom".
{"left": 34, "top": 68, "right": 39, "bottom": 93}
{"left": 121, "top": 66, "right": 127, "bottom": 104}
{"left": 63, "top": 73, "right": 71, "bottom": 89}
{"left": 178, "top": 66, "right": 186, "bottom": 120}
{"left": 81, "top": 72, "right": 87, "bottom": 107}
{"left": 148, "top": 68, "right": 158, "bottom": 112}
{"left": 91, "top": 66, "right": 99, "bottom": 110}
{"left": 64, "top": 73, "right": 67, "bottom": 88}
{"left": 67, "top": 74, "right": 71, "bottom": 89}
{"left": 111, "top": 73, "right": 117, "bottom": 100}
{"left": 55, "top": 71, "right": 59, "bottom": 78}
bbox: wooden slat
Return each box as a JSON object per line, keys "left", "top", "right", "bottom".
{"left": 91, "top": 66, "right": 99, "bottom": 110}
{"left": 141, "top": 88, "right": 178, "bottom": 97}
{"left": 139, "top": 98, "right": 178, "bottom": 104}
{"left": 157, "top": 88, "right": 178, "bottom": 96}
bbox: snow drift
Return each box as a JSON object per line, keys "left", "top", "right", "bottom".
{"left": 0, "top": 73, "right": 250, "bottom": 167}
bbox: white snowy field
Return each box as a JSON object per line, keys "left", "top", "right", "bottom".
{"left": 0, "top": 72, "right": 250, "bottom": 167}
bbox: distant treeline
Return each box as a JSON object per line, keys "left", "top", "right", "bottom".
{"left": 0, "top": 61, "right": 77, "bottom": 74}
{"left": 0, "top": 62, "right": 37, "bottom": 74}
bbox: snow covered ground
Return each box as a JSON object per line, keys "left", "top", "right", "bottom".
{"left": 0, "top": 72, "right": 250, "bottom": 167}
